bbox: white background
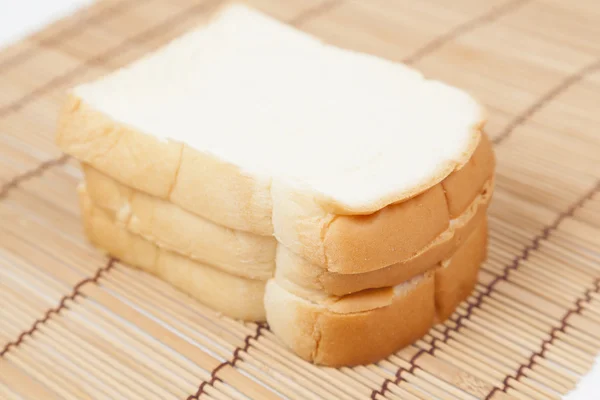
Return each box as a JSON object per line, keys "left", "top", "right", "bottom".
{"left": 0, "top": 0, "right": 93, "bottom": 45}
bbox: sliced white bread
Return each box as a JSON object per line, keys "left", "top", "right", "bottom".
{"left": 79, "top": 186, "right": 266, "bottom": 321}
{"left": 56, "top": 4, "right": 493, "bottom": 276}
{"left": 82, "top": 164, "right": 276, "bottom": 280}
{"left": 266, "top": 216, "right": 488, "bottom": 366}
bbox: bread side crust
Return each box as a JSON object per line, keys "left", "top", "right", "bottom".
{"left": 435, "top": 216, "right": 487, "bottom": 321}
{"left": 442, "top": 133, "right": 495, "bottom": 217}
{"left": 264, "top": 274, "right": 435, "bottom": 366}
{"left": 277, "top": 213, "right": 488, "bottom": 305}
{"left": 79, "top": 185, "right": 267, "bottom": 321}
{"left": 170, "top": 145, "right": 273, "bottom": 235}
{"left": 323, "top": 183, "right": 450, "bottom": 273}
{"left": 276, "top": 177, "right": 493, "bottom": 294}
{"left": 57, "top": 95, "right": 182, "bottom": 198}
{"left": 265, "top": 217, "right": 487, "bottom": 366}
{"left": 83, "top": 161, "right": 491, "bottom": 287}
{"left": 82, "top": 164, "right": 276, "bottom": 280}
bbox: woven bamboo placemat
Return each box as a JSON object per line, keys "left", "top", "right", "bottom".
{"left": 0, "top": 0, "right": 598, "bottom": 398}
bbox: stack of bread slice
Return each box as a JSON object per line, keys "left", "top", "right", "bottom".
{"left": 56, "top": 4, "right": 495, "bottom": 366}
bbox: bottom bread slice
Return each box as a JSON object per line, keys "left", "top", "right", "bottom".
{"left": 265, "top": 216, "right": 487, "bottom": 366}
{"left": 264, "top": 275, "right": 435, "bottom": 367}
{"left": 79, "top": 185, "right": 267, "bottom": 321}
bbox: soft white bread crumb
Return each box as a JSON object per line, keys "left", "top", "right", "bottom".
{"left": 69, "top": 3, "right": 484, "bottom": 212}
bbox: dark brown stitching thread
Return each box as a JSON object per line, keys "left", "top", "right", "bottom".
{"left": 491, "top": 179, "right": 599, "bottom": 283}
{"left": 376, "top": 180, "right": 600, "bottom": 397}
{"left": 484, "top": 278, "right": 600, "bottom": 399}
{"left": 0, "top": 1, "right": 223, "bottom": 200}
{"left": 186, "top": 323, "right": 268, "bottom": 400}
{"left": 289, "top": 0, "right": 343, "bottom": 26}
{"left": 403, "top": 0, "right": 529, "bottom": 64}
{"left": 452, "top": 290, "right": 488, "bottom": 329}
{"left": 0, "top": 154, "right": 69, "bottom": 200}
{"left": 451, "top": 179, "right": 599, "bottom": 330}
{"left": 0, "top": 0, "right": 224, "bottom": 363}
{"left": 0, "top": 0, "right": 221, "bottom": 118}
{"left": 370, "top": 348, "right": 430, "bottom": 399}
{"left": 0, "top": 258, "right": 115, "bottom": 357}
{"left": 418, "top": 181, "right": 600, "bottom": 399}
{"left": 0, "top": 0, "right": 137, "bottom": 73}
{"left": 493, "top": 59, "right": 600, "bottom": 145}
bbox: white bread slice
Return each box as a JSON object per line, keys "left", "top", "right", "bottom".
{"left": 82, "top": 164, "right": 276, "bottom": 280}
{"left": 276, "top": 177, "right": 493, "bottom": 295}
{"left": 265, "top": 216, "right": 488, "bottom": 366}
{"left": 79, "top": 186, "right": 266, "bottom": 321}
{"left": 57, "top": 4, "right": 491, "bottom": 273}
{"left": 265, "top": 274, "right": 435, "bottom": 367}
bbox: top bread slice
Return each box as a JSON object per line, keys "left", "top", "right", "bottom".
{"left": 56, "top": 4, "right": 492, "bottom": 275}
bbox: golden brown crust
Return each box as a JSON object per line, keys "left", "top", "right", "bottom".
{"left": 57, "top": 94, "right": 182, "bottom": 198}
{"left": 83, "top": 161, "right": 492, "bottom": 291}
{"left": 264, "top": 274, "right": 435, "bottom": 367}
{"left": 435, "top": 217, "right": 488, "bottom": 321}
{"left": 265, "top": 216, "right": 488, "bottom": 366}
{"left": 442, "top": 133, "right": 495, "bottom": 217}
{"left": 323, "top": 184, "right": 449, "bottom": 274}
{"left": 57, "top": 94, "right": 274, "bottom": 234}
{"left": 79, "top": 186, "right": 267, "bottom": 321}
{"left": 277, "top": 178, "right": 493, "bottom": 295}
{"left": 170, "top": 145, "right": 274, "bottom": 235}
{"left": 82, "top": 164, "right": 277, "bottom": 280}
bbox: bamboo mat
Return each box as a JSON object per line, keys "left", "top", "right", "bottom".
{"left": 0, "top": 0, "right": 599, "bottom": 398}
